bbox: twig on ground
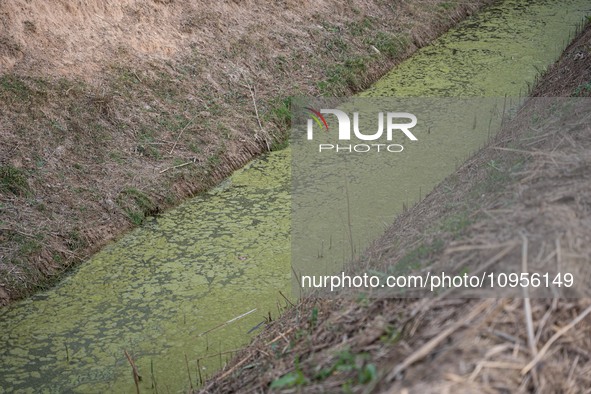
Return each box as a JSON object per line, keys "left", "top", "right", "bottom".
{"left": 242, "top": 80, "right": 271, "bottom": 151}
{"left": 158, "top": 159, "right": 195, "bottom": 174}
{"left": 521, "top": 303, "right": 591, "bottom": 375}
{"left": 169, "top": 115, "right": 198, "bottom": 155}
{"left": 216, "top": 354, "right": 251, "bottom": 382}
{"left": 265, "top": 328, "right": 295, "bottom": 346}
{"left": 387, "top": 300, "right": 494, "bottom": 381}
{"left": 520, "top": 232, "right": 539, "bottom": 388}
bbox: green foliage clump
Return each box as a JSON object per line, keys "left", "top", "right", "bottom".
{"left": 0, "top": 165, "right": 31, "bottom": 196}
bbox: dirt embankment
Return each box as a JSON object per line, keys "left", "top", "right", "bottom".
{"left": 201, "top": 25, "right": 591, "bottom": 393}
{"left": 0, "top": 0, "right": 493, "bottom": 305}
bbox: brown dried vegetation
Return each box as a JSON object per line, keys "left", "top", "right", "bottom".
{"left": 0, "top": 0, "right": 492, "bottom": 305}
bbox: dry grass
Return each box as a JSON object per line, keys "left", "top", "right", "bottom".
{"left": 0, "top": 0, "right": 493, "bottom": 305}
{"left": 200, "top": 25, "right": 591, "bottom": 394}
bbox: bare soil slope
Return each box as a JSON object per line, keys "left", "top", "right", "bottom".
{"left": 0, "top": 0, "right": 491, "bottom": 305}
{"left": 201, "top": 24, "right": 591, "bottom": 394}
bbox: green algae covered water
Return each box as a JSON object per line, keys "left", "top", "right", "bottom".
{"left": 1, "top": 0, "right": 589, "bottom": 392}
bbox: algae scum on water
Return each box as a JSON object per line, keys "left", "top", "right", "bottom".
{"left": 1, "top": 0, "right": 589, "bottom": 392}
{"left": 0, "top": 153, "right": 290, "bottom": 393}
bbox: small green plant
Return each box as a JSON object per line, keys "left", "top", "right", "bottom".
{"left": 266, "top": 97, "right": 293, "bottom": 132}
{"left": 66, "top": 229, "right": 87, "bottom": 251}
{"left": 314, "top": 350, "right": 378, "bottom": 386}
{"left": 394, "top": 238, "right": 445, "bottom": 273}
{"left": 439, "top": 1, "right": 455, "bottom": 10}
{"left": 188, "top": 143, "right": 202, "bottom": 154}
{"left": 380, "top": 325, "right": 401, "bottom": 345}
{"left": 18, "top": 238, "right": 42, "bottom": 256}
{"left": 367, "top": 32, "right": 408, "bottom": 58}
{"left": 309, "top": 307, "right": 319, "bottom": 327}
{"left": 0, "top": 75, "right": 31, "bottom": 102}
{"left": 482, "top": 159, "right": 510, "bottom": 192}
{"left": 347, "top": 17, "right": 373, "bottom": 36}
{"left": 0, "top": 165, "right": 31, "bottom": 196}
{"left": 440, "top": 211, "right": 472, "bottom": 237}
{"left": 318, "top": 56, "right": 369, "bottom": 95}
{"left": 271, "top": 357, "right": 308, "bottom": 389}
{"left": 207, "top": 153, "right": 221, "bottom": 167}
{"left": 573, "top": 80, "right": 591, "bottom": 97}
{"left": 116, "top": 187, "right": 156, "bottom": 225}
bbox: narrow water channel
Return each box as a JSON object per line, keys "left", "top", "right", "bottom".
{"left": 1, "top": 0, "right": 589, "bottom": 392}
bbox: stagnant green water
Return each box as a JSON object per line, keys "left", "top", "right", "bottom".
{"left": 1, "top": 1, "right": 589, "bottom": 392}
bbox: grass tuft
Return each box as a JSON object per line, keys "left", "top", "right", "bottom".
{"left": 0, "top": 165, "right": 31, "bottom": 197}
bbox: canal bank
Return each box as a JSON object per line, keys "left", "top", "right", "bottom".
{"left": 1, "top": 0, "right": 590, "bottom": 393}
{"left": 0, "top": 0, "right": 492, "bottom": 306}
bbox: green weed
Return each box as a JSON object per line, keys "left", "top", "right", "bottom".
{"left": 271, "top": 357, "right": 308, "bottom": 389}
{"left": 266, "top": 97, "right": 293, "bottom": 131}
{"left": 318, "top": 57, "right": 369, "bottom": 95}
{"left": 309, "top": 307, "right": 319, "bottom": 327}
{"left": 367, "top": 32, "right": 408, "bottom": 58}
{"left": 573, "top": 80, "right": 591, "bottom": 97}
{"left": 314, "top": 350, "right": 377, "bottom": 387}
{"left": 395, "top": 239, "right": 445, "bottom": 272}
{"left": 440, "top": 211, "right": 472, "bottom": 237}
{"left": 0, "top": 75, "right": 31, "bottom": 102}
{"left": 439, "top": 2, "right": 455, "bottom": 10}
{"left": 347, "top": 17, "right": 373, "bottom": 36}
{"left": 0, "top": 165, "right": 31, "bottom": 197}
{"left": 116, "top": 187, "right": 156, "bottom": 225}
{"left": 66, "top": 229, "right": 87, "bottom": 251}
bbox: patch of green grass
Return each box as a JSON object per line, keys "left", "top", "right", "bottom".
{"left": 482, "top": 159, "right": 511, "bottom": 193}
{"left": 0, "top": 75, "right": 31, "bottom": 102}
{"left": 380, "top": 325, "right": 401, "bottom": 345}
{"left": 135, "top": 128, "right": 162, "bottom": 159}
{"left": 66, "top": 229, "right": 87, "bottom": 251}
{"left": 319, "top": 21, "right": 341, "bottom": 33}
{"left": 188, "top": 143, "right": 202, "bottom": 154}
{"left": 347, "top": 17, "right": 373, "bottom": 36}
{"left": 207, "top": 153, "right": 221, "bottom": 167}
{"left": 109, "top": 151, "right": 126, "bottom": 164}
{"left": 271, "top": 357, "right": 308, "bottom": 389}
{"left": 439, "top": 1, "right": 455, "bottom": 10}
{"left": 314, "top": 350, "right": 377, "bottom": 387}
{"left": 116, "top": 187, "right": 156, "bottom": 225}
{"left": 110, "top": 66, "right": 141, "bottom": 92}
{"left": 440, "top": 211, "right": 472, "bottom": 237}
{"left": 366, "top": 32, "right": 408, "bottom": 58}
{"left": 265, "top": 96, "right": 293, "bottom": 131}
{"left": 318, "top": 56, "right": 369, "bottom": 95}
{"left": 309, "top": 307, "right": 319, "bottom": 327}
{"left": 52, "top": 253, "right": 64, "bottom": 265}
{"left": 394, "top": 238, "right": 445, "bottom": 273}
{"left": 271, "top": 139, "right": 290, "bottom": 151}
{"left": 572, "top": 80, "right": 591, "bottom": 97}
{"left": 0, "top": 165, "right": 31, "bottom": 197}
{"left": 18, "top": 237, "right": 42, "bottom": 256}
{"left": 265, "top": 96, "right": 294, "bottom": 150}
